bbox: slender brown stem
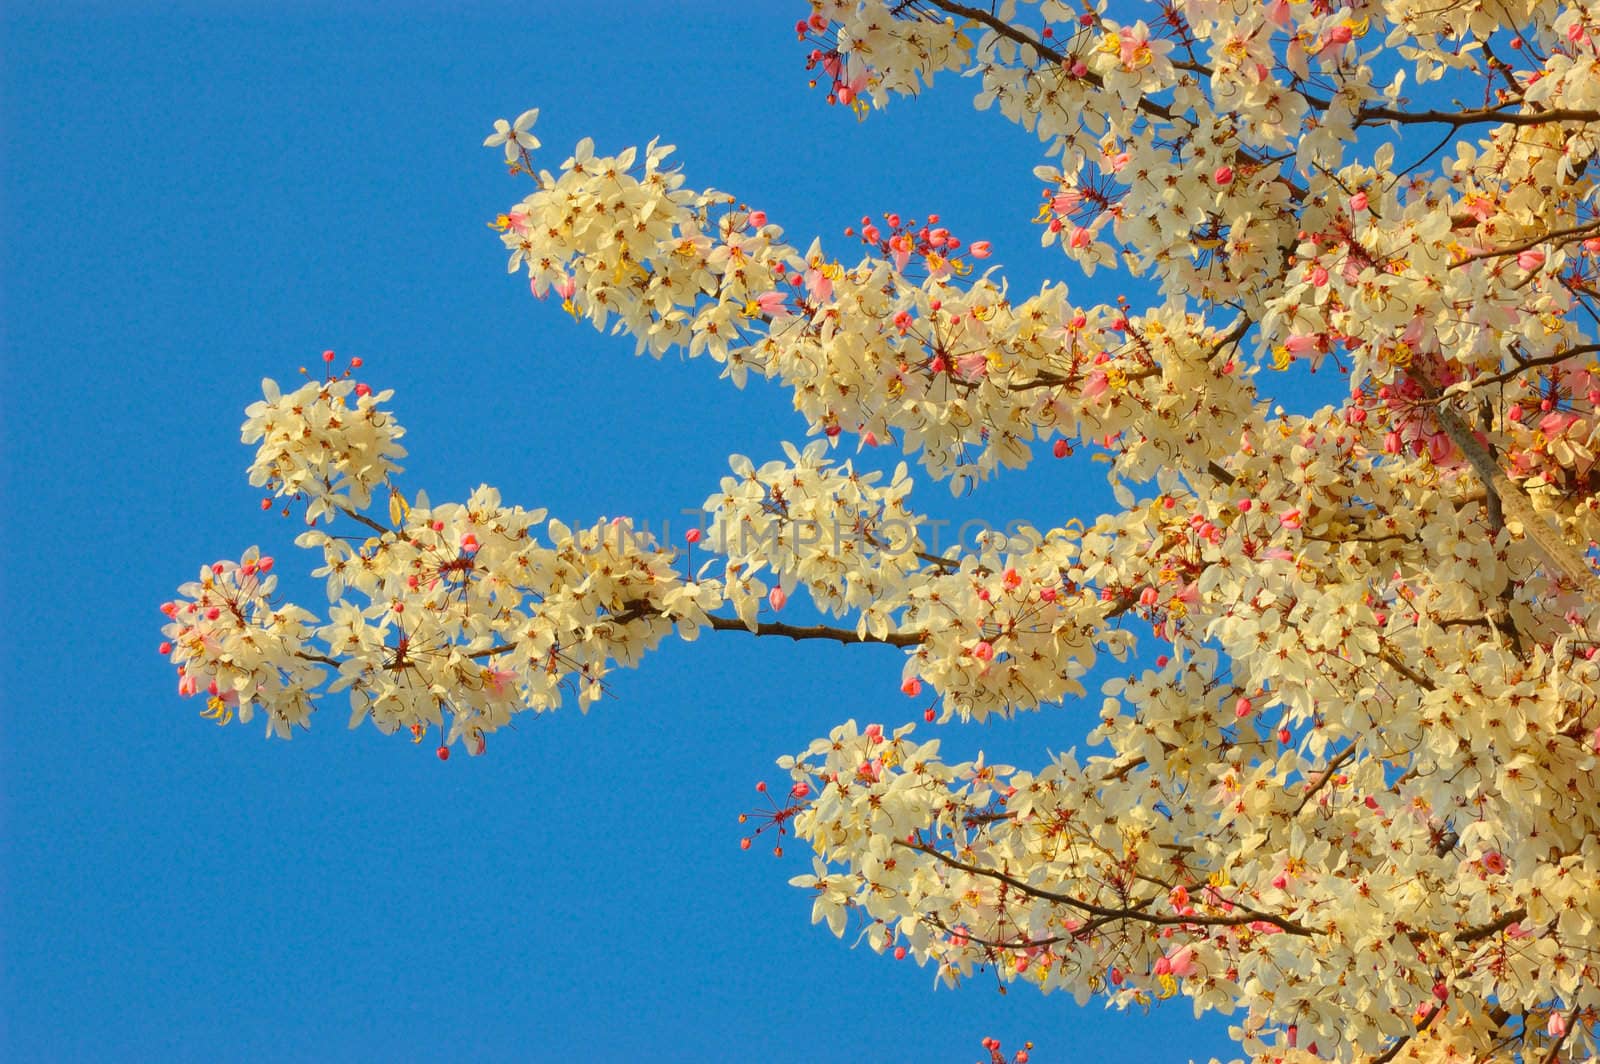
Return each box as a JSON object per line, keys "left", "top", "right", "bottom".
{"left": 1361, "top": 105, "right": 1600, "bottom": 127}
{"left": 1451, "top": 219, "right": 1600, "bottom": 267}
{"left": 1456, "top": 908, "right": 1528, "bottom": 945}
{"left": 901, "top": 841, "right": 1316, "bottom": 936}
{"left": 338, "top": 505, "right": 392, "bottom": 537}
{"left": 706, "top": 614, "right": 921, "bottom": 646}
{"left": 1294, "top": 744, "right": 1359, "bottom": 816}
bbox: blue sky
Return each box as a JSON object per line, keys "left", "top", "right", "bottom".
{"left": 3, "top": 4, "right": 1245, "bottom": 1060}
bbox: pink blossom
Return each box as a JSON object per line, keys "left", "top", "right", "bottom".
{"left": 956, "top": 352, "right": 988, "bottom": 379}
{"left": 754, "top": 290, "right": 792, "bottom": 318}
{"left": 1080, "top": 370, "right": 1110, "bottom": 402}
{"left": 1540, "top": 410, "right": 1578, "bottom": 435}
{"left": 804, "top": 266, "right": 833, "bottom": 302}
{"left": 1518, "top": 249, "right": 1546, "bottom": 270}
{"left": 888, "top": 233, "right": 913, "bottom": 272}
{"left": 1053, "top": 191, "right": 1084, "bottom": 215}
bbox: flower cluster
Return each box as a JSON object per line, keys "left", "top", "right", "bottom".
{"left": 161, "top": 3, "right": 1600, "bottom": 1059}
{"left": 159, "top": 548, "right": 322, "bottom": 738}
{"left": 242, "top": 374, "right": 406, "bottom": 524}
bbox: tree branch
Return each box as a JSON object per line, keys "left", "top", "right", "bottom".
{"left": 706, "top": 613, "right": 922, "bottom": 646}
{"left": 1360, "top": 105, "right": 1600, "bottom": 128}
{"left": 901, "top": 841, "right": 1316, "bottom": 936}
{"left": 1369, "top": 1004, "right": 1441, "bottom": 1064}
{"left": 1451, "top": 219, "right": 1600, "bottom": 267}
{"left": 1456, "top": 908, "right": 1528, "bottom": 945}
{"left": 1410, "top": 369, "right": 1600, "bottom": 602}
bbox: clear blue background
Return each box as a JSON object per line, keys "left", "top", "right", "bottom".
{"left": 3, "top": 3, "right": 1243, "bottom": 1060}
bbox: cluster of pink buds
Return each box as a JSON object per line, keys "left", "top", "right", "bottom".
{"left": 977, "top": 1036, "right": 1032, "bottom": 1064}
{"left": 738, "top": 779, "right": 810, "bottom": 857}
{"left": 845, "top": 211, "right": 992, "bottom": 273}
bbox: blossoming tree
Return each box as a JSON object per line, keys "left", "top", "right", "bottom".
{"left": 160, "top": 2, "right": 1600, "bottom": 1060}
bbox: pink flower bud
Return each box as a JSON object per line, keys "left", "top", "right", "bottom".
{"left": 1518, "top": 249, "right": 1546, "bottom": 270}
{"left": 973, "top": 641, "right": 995, "bottom": 662}
{"left": 1214, "top": 165, "right": 1234, "bottom": 185}
{"left": 969, "top": 240, "right": 992, "bottom": 258}
{"left": 748, "top": 210, "right": 767, "bottom": 227}
{"left": 1350, "top": 191, "right": 1369, "bottom": 211}
{"left": 901, "top": 677, "right": 923, "bottom": 696}
{"left": 1235, "top": 697, "right": 1253, "bottom": 718}
{"left": 685, "top": 528, "right": 703, "bottom": 544}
